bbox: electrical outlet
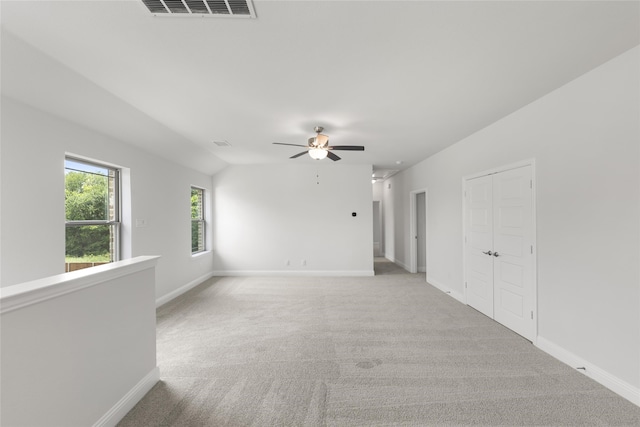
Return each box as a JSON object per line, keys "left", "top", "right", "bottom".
{"left": 302, "top": 259, "right": 307, "bottom": 266}
{"left": 286, "top": 260, "right": 290, "bottom": 266}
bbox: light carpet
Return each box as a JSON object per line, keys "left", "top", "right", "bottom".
{"left": 118, "top": 259, "right": 640, "bottom": 426}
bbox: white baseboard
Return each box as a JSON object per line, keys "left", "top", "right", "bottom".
{"left": 536, "top": 336, "right": 640, "bottom": 407}
{"left": 427, "top": 276, "right": 465, "bottom": 303}
{"left": 156, "top": 272, "right": 214, "bottom": 307}
{"left": 384, "top": 256, "right": 410, "bottom": 272}
{"left": 211, "top": 270, "right": 375, "bottom": 277}
{"left": 93, "top": 366, "right": 160, "bottom": 427}
{"left": 397, "top": 262, "right": 410, "bottom": 272}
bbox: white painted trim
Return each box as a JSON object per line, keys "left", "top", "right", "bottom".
{"left": 156, "top": 271, "right": 215, "bottom": 307}
{"left": 427, "top": 276, "right": 465, "bottom": 303}
{"left": 93, "top": 367, "right": 160, "bottom": 427}
{"left": 211, "top": 270, "right": 375, "bottom": 277}
{"left": 384, "top": 255, "right": 409, "bottom": 272}
{"left": 409, "top": 192, "right": 417, "bottom": 274}
{"left": 536, "top": 337, "right": 640, "bottom": 407}
{"left": 530, "top": 160, "right": 538, "bottom": 344}
{"left": 463, "top": 158, "right": 537, "bottom": 181}
{"left": 0, "top": 256, "right": 160, "bottom": 314}
{"left": 384, "top": 256, "right": 411, "bottom": 273}
{"left": 190, "top": 250, "right": 211, "bottom": 259}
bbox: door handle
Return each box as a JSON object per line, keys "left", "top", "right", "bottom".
{"left": 482, "top": 250, "right": 493, "bottom": 256}
{"left": 493, "top": 252, "right": 500, "bottom": 257}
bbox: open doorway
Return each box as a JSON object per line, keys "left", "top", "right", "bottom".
{"left": 372, "top": 201, "right": 383, "bottom": 257}
{"left": 409, "top": 189, "right": 427, "bottom": 278}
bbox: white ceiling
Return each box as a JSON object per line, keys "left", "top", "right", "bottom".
{"left": 2, "top": 1, "right": 639, "bottom": 175}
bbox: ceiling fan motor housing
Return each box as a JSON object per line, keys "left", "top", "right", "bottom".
{"left": 309, "top": 133, "right": 329, "bottom": 148}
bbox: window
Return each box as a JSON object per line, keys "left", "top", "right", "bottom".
{"left": 191, "top": 186, "right": 205, "bottom": 254}
{"left": 65, "top": 157, "right": 120, "bottom": 271}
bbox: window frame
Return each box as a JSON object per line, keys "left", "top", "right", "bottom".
{"left": 65, "top": 156, "right": 121, "bottom": 263}
{"left": 191, "top": 186, "right": 206, "bottom": 255}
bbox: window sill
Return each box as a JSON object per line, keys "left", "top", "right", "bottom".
{"left": 191, "top": 250, "right": 212, "bottom": 258}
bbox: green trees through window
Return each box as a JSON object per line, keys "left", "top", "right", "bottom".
{"left": 65, "top": 158, "right": 120, "bottom": 268}
{"left": 191, "top": 187, "right": 205, "bottom": 253}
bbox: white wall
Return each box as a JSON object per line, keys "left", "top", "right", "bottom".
{"left": 384, "top": 46, "right": 639, "bottom": 394}
{"left": 372, "top": 180, "right": 384, "bottom": 202}
{"left": 212, "top": 164, "right": 374, "bottom": 275}
{"left": 1, "top": 257, "right": 159, "bottom": 427}
{"left": 1, "top": 97, "right": 215, "bottom": 302}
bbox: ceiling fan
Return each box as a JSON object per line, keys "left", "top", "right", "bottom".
{"left": 273, "top": 126, "right": 365, "bottom": 161}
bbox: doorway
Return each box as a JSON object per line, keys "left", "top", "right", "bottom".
{"left": 409, "top": 189, "right": 427, "bottom": 277}
{"left": 372, "top": 201, "right": 383, "bottom": 257}
{"left": 463, "top": 162, "right": 536, "bottom": 342}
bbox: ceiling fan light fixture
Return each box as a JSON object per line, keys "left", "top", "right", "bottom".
{"left": 309, "top": 148, "right": 328, "bottom": 160}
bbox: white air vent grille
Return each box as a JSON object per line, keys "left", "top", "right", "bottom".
{"left": 142, "top": 0, "right": 256, "bottom": 17}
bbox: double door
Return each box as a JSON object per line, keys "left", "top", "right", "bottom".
{"left": 464, "top": 165, "right": 534, "bottom": 341}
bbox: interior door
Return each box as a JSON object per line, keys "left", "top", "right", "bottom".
{"left": 492, "top": 166, "right": 534, "bottom": 340}
{"left": 465, "top": 175, "right": 494, "bottom": 318}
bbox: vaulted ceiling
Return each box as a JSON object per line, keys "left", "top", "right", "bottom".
{"left": 2, "top": 1, "right": 639, "bottom": 175}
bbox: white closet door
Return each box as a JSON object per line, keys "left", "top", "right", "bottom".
{"left": 492, "top": 165, "right": 534, "bottom": 340}
{"left": 465, "top": 175, "right": 494, "bottom": 318}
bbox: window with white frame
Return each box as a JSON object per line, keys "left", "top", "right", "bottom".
{"left": 65, "top": 157, "right": 120, "bottom": 271}
{"left": 191, "top": 186, "right": 205, "bottom": 254}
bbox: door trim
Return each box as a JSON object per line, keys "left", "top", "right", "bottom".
{"left": 462, "top": 159, "right": 538, "bottom": 343}
{"left": 409, "top": 188, "right": 428, "bottom": 277}
{"left": 464, "top": 158, "right": 536, "bottom": 181}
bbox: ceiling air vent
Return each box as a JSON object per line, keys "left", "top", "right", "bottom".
{"left": 142, "top": 0, "right": 256, "bottom": 18}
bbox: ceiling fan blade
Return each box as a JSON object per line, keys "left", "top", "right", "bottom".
{"left": 327, "top": 151, "right": 341, "bottom": 161}
{"left": 328, "top": 145, "right": 365, "bottom": 151}
{"left": 290, "top": 151, "right": 309, "bottom": 159}
{"left": 273, "top": 142, "right": 308, "bottom": 147}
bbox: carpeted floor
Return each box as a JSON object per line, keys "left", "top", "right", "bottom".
{"left": 118, "top": 259, "right": 640, "bottom": 426}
